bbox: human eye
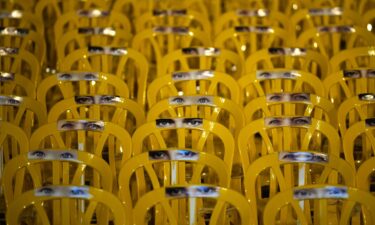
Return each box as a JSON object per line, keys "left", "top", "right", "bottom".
{"left": 291, "top": 117, "right": 311, "bottom": 125}
{"left": 60, "top": 152, "right": 74, "bottom": 159}
{"left": 75, "top": 96, "right": 94, "bottom": 104}
{"left": 59, "top": 73, "right": 72, "bottom": 80}
{"left": 367, "top": 70, "right": 375, "bottom": 77}
{"left": 183, "top": 118, "right": 202, "bottom": 127}
{"left": 38, "top": 187, "right": 54, "bottom": 194}
{"left": 7, "top": 98, "right": 20, "bottom": 105}
{"left": 166, "top": 187, "right": 186, "bottom": 197}
{"left": 291, "top": 93, "right": 309, "bottom": 101}
{"left": 70, "top": 188, "right": 86, "bottom": 195}
{"left": 89, "top": 46, "right": 103, "bottom": 53}
{"left": 61, "top": 122, "right": 75, "bottom": 129}
{"left": 85, "top": 122, "right": 103, "bottom": 131}
{"left": 282, "top": 153, "right": 296, "bottom": 160}
{"left": 267, "top": 118, "right": 282, "bottom": 126}
{"left": 196, "top": 186, "right": 216, "bottom": 194}
{"left": 156, "top": 119, "right": 175, "bottom": 128}
{"left": 175, "top": 150, "right": 197, "bottom": 159}
{"left": 100, "top": 95, "right": 114, "bottom": 103}
{"left": 171, "top": 97, "right": 184, "bottom": 104}
{"left": 31, "top": 150, "right": 46, "bottom": 158}
{"left": 259, "top": 72, "right": 271, "bottom": 78}
{"left": 149, "top": 151, "right": 169, "bottom": 160}
{"left": 197, "top": 97, "right": 210, "bottom": 104}
{"left": 268, "top": 94, "right": 282, "bottom": 101}
{"left": 366, "top": 118, "right": 375, "bottom": 126}
{"left": 344, "top": 70, "right": 361, "bottom": 78}
{"left": 84, "top": 73, "right": 97, "bottom": 80}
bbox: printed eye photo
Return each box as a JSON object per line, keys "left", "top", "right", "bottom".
{"left": 172, "top": 72, "right": 189, "bottom": 80}
{"left": 99, "top": 95, "right": 121, "bottom": 104}
{"left": 156, "top": 119, "right": 176, "bottom": 128}
{"left": 235, "top": 26, "right": 250, "bottom": 32}
{"left": 199, "top": 48, "right": 220, "bottom": 56}
{"left": 366, "top": 69, "right": 375, "bottom": 78}
{"left": 75, "top": 96, "right": 95, "bottom": 105}
{"left": 36, "top": 187, "right": 55, "bottom": 196}
{"left": 256, "top": 26, "right": 273, "bottom": 33}
{"left": 290, "top": 117, "right": 311, "bottom": 126}
{"left": 268, "top": 48, "right": 285, "bottom": 55}
{"left": 196, "top": 96, "right": 212, "bottom": 104}
{"left": 0, "top": 72, "right": 14, "bottom": 81}
{"left": 257, "top": 71, "right": 273, "bottom": 79}
{"left": 165, "top": 187, "right": 188, "bottom": 198}
{"left": 0, "top": 96, "right": 21, "bottom": 105}
{"left": 266, "top": 93, "right": 284, "bottom": 102}
{"left": 365, "top": 118, "right": 375, "bottom": 127}
{"left": 84, "top": 121, "right": 104, "bottom": 131}
{"left": 264, "top": 117, "right": 285, "bottom": 126}
{"left": 172, "top": 150, "right": 199, "bottom": 160}
{"left": 148, "top": 151, "right": 171, "bottom": 160}
{"left": 83, "top": 73, "right": 98, "bottom": 80}
{"left": 359, "top": 93, "right": 375, "bottom": 100}
{"left": 29, "top": 150, "right": 46, "bottom": 159}
{"left": 280, "top": 152, "right": 328, "bottom": 163}
{"left": 57, "top": 73, "right": 72, "bottom": 80}
{"left": 70, "top": 188, "right": 87, "bottom": 196}
{"left": 78, "top": 27, "right": 93, "bottom": 34}
{"left": 182, "top": 47, "right": 199, "bottom": 55}
{"left": 109, "top": 47, "right": 127, "bottom": 56}
{"left": 182, "top": 118, "right": 203, "bottom": 127}
{"left": 343, "top": 70, "right": 362, "bottom": 78}
{"left": 0, "top": 47, "right": 18, "bottom": 55}
{"left": 169, "top": 96, "right": 186, "bottom": 104}
{"left": 293, "top": 189, "right": 317, "bottom": 199}
{"left": 88, "top": 46, "right": 104, "bottom": 53}
{"left": 322, "top": 186, "right": 348, "bottom": 198}
{"left": 60, "top": 152, "right": 75, "bottom": 159}
{"left": 171, "top": 27, "right": 189, "bottom": 34}
{"left": 191, "top": 186, "right": 219, "bottom": 197}
{"left": 153, "top": 26, "right": 167, "bottom": 33}
{"left": 152, "top": 9, "right": 166, "bottom": 16}
{"left": 290, "top": 93, "right": 310, "bottom": 102}
{"left": 58, "top": 121, "right": 78, "bottom": 130}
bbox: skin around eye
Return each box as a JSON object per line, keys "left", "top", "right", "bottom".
{"left": 149, "top": 151, "right": 170, "bottom": 160}
{"left": 61, "top": 122, "right": 75, "bottom": 129}
{"left": 38, "top": 187, "right": 54, "bottom": 194}
{"left": 75, "top": 96, "right": 94, "bottom": 104}
{"left": 59, "top": 73, "right": 72, "bottom": 80}
{"left": 31, "top": 150, "right": 46, "bottom": 158}
{"left": 60, "top": 152, "right": 74, "bottom": 159}
{"left": 291, "top": 93, "right": 309, "bottom": 101}
{"left": 291, "top": 117, "right": 311, "bottom": 125}
{"left": 85, "top": 122, "right": 103, "bottom": 130}
{"left": 84, "top": 73, "right": 97, "bottom": 80}
{"left": 343, "top": 70, "right": 361, "bottom": 78}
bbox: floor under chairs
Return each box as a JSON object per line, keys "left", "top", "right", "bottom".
{"left": 1, "top": 0, "right": 375, "bottom": 224}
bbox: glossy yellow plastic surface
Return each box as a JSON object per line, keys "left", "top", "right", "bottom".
{"left": 133, "top": 185, "right": 252, "bottom": 225}
{"left": 0, "top": 73, "right": 36, "bottom": 97}
{"left": 0, "top": 120, "right": 29, "bottom": 164}
{"left": 7, "top": 185, "right": 129, "bottom": 225}
{"left": 330, "top": 47, "right": 375, "bottom": 72}
{"left": 263, "top": 184, "right": 375, "bottom": 225}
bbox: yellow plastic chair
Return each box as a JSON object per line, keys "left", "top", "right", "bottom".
{"left": 0, "top": 0, "right": 35, "bottom": 12}
{"left": 238, "top": 69, "right": 326, "bottom": 107}
{"left": 47, "top": 95, "right": 145, "bottom": 134}
{"left": 0, "top": 27, "right": 46, "bottom": 65}
{"left": 147, "top": 95, "right": 245, "bottom": 137}
{"left": 133, "top": 185, "right": 252, "bottom": 225}
{"left": 112, "top": 0, "right": 150, "bottom": 20}
{"left": 7, "top": 185, "right": 129, "bottom": 225}
{"left": 363, "top": 9, "right": 375, "bottom": 34}
{"left": 330, "top": 47, "right": 375, "bottom": 72}
{"left": 3, "top": 149, "right": 113, "bottom": 207}
{"left": 214, "top": 26, "right": 291, "bottom": 63}
{"left": 58, "top": 47, "right": 148, "bottom": 106}
{"left": 54, "top": 9, "right": 132, "bottom": 44}
{"left": 244, "top": 152, "right": 356, "bottom": 225}
{"left": 291, "top": 7, "right": 365, "bottom": 38}
{"left": 0, "top": 46, "right": 41, "bottom": 84}
{"left": 132, "top": 27, "right": 211, "bottom": 77}
{"left": 0, "top": 120, "right": 29, "bottom": 165}
{"left": 118, "top": 149, "right": 231, "bottom": 224}
{"left": 238, "top": 116, "right": 340, "bottom": 169}
{"left": 29, "top": 119, "right": 132, "bottom": 190}
{"left": 0, "top": 10, "right": 45, "bottom": 35}
{"left": 245, "top": 48, "right": 330, "bottom": 79}
{"left": 36, "top": 71, "right": 130, "bottom": 112}
{"left": 0, "top": 95, "right": 47, "bottom": 136}
{"left": 132, "top": 118, "right": 235, "bottom": 172}
{"left": 147, "top": 70, "right": 241, "bottom": 107}
{"left": 358, "top": 0, "right": 375, "bottom": 15}
{"left": 243, "top": 93, "right": 336, "bottom": 125}
{"left": 357, "top": 157, "right": 375, "bottom": 191}
{"left": 159, "top": 47, "right": 243, "bottom": 79}
{"left": 214, "top": 9, "right": 290, "bottom": 35}
{"left": 135, "top": 9, "right": 211, "bottom": 35}
{"left": 296, "top": 25, "right": 375, "bottom": 59}
{"left": 56, "top": 27, "right": 133, "bottom": 61}
{"left": 342, "top": 119, "right": 375, "bottom": 169}
{"left": 0, "top": 72, "right": 36, "bottom": 97}
{"left": 324, "top": 68, "right": 375, "bottom": 107}
{"left": 337, "top": 94, "right": 375, "bottom": 135}
{"left": 263, "top": 185, "right": 375, "bottom": 225}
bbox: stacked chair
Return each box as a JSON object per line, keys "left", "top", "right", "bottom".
{"left": 1, "top": 0, "right": 375, "bottom": 224}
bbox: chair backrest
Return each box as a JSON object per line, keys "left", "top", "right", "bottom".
{"left": 132, "top": 118, "right": 235, "bottom": 171}
{"left": 47, "top": 95, "right": 145, "bottom": 134}
{"left": 133, "top": 185, "right": 252, "bottom": 225}
{"left": 238, "top": 69, "right": 325, "bottom": 107}
{"left": 158, "top": 47, "right": 243, "bottom": 78}
{"left": 243, "top": 92, "right": 336, "bottom": 125}
{"left": 238, "top": 116, "right": 340, "bottom": 169}
{"left": 3, "top": 149, "right": 113, "bottom": 206}
{"left": 0, "top": 10, "right": 45, "bottom": 35}
{"left": 342, "top": 118, "right": 375, "bottom": 168}
{"left": 214, "top": 26, "right": 291, "bottom": 62}
{"left": 357, "top": 157, "right": 375, "bottom": 191}
{"left": 147, "top": 95, "right": 245, "bottom": 137}
{"left": 36, "top": 71, "right": 130, "bottom": 112}
{"left": 0, "top": 72, "right": 36, "bottom": 97}
{"left": 58, "top": 46, "right": 148, "bottom": 106}
{"left": 329, "top": 47, "right": 375, "bottom": 72}
{"left": 118, "top": 149, "right": 231, "bottom": 216}
{"left": 147, "top": 70, "right": 241, "bottom": 107}
{"left": 245, "top": 47, "right": 330, "bottom": 79}
{"left": 0, "top": 120, "right": 29, "bottom": 164}
{"left": 244, "top": 152, "right": 355, "bottom": 225}
{"left": 263, "top": 185, "right": 375, "bottom": 225}
{"left": 0, "top": 95, "right": 47, "bottom": 136}
{"left": 7, "top": 185, "right": 129, "bottom": 225}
